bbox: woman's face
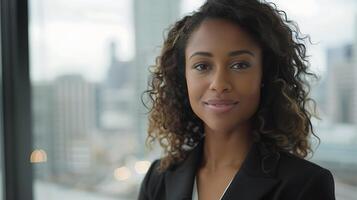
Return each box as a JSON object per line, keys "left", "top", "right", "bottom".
{"left": 185, "top": 18, "right": 263, "bottom": 133}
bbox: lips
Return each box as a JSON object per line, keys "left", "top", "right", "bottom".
{"left": 204, "top": 99, "right": 238, "bottom": 105}
{"left": 203, "top": 99, "right": 238, "bottom": 113}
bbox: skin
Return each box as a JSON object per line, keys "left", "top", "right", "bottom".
{"left": 185, "top": 18, "right": 263, "bottom": 200}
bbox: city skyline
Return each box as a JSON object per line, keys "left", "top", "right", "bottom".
{"left": 29, "top": 0, "right": 357, "bottom": 82}
{"left": 28, "top": 0, "right": 357, "bottom": 199}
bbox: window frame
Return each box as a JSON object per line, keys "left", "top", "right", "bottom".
{"left": 1, "top": 0, "right": 33, "bottom": 199}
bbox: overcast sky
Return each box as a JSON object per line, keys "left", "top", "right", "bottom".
{"left": 29, "top": 0, "right": 357, "bottom": 82}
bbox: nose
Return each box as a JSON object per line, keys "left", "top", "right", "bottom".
{"left": 209, "top": 68, "right": 232, "bottom": 93}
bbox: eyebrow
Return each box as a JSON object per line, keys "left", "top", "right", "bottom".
{"left": 189, "top": 50, "right": 255, "bottom": 60}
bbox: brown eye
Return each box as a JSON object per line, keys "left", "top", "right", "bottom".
{"left": 193, "top": 63, "right": 209, "bottom": 71}
{"left": 230, "top": 62, "right": 251, "bottom": 70}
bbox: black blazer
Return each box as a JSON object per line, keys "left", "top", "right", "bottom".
{"left": 138, "top": 139, "right": 335, "bottom": 200}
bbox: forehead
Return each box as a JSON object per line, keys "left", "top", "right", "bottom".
{"left": 185, "top": 18, "right": 261, "bottom": 55}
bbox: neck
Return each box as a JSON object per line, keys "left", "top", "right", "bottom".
{"left": 200, "top": 123, "right": 254, "bottom": 172}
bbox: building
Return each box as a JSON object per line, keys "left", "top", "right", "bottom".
{"left": 105, "top": 41, "right": 133, "bottom": 89}
{"left": 52, "top": 75, "right": 97, "bottom": 178}
{"left": 32, "top": 82, "right": 55, "bottom": 179}
{"left": 100, "top": 41, "right": 135, "bottom": 132}
{"left": 326, "top": 44, "right": 357, "bottom": 124}
{"left": 133, "top": 0, "right": 182, "bottom": 155}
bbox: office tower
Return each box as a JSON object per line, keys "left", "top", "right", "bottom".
{"left": 133, "top": 0, "right": 182, "bottom": 155}
{"left": 100, "top": 41, "right": 135, "bottom": 132}
{"left": 52, "top": 75, "right": 97, "bottom": 178}
{"left": 326, "top": 44, "right": 356, "bottom": 124}
{"left": 32, "top": 82, "right": 54, "bottom": 179}
{"left": 105, "top": 41, "right": 132, "bottom": 89}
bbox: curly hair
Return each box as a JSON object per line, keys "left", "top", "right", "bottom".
{"left": 142, "top": 0, "right": 320, "bottom": 172}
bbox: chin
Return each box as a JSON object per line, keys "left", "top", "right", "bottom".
{"left": 204, "top": 120, "right": 240, "bottom": 133}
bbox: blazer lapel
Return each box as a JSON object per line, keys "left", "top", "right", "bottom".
{"left": 221, "top": 142, "right": 281, "bottom": 200}
{"left": 165, "top": 139, "right": 281, "bottom": 200}
{"left": 165, "top": 141, "right": 203, "bottom": 200}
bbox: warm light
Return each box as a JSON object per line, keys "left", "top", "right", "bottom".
{"left": 30, "top": 149, "right": 47, "bottom": 163}
{"left": 114, "top": 166, "right": 131, "bottom": 181}
{"left": 134, "top": 161, "right": 151, "bottom": 174}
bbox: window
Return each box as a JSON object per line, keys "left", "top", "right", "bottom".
{"left": 272, "top": 0, "right": 357, "bottom": 198}
{"left": 0, "top": 0, "right": 355, "bottom": 199}
{"left": 2, "top": 0, "right": 33, "bottom": 199}
{"left": 29, "top": 0, "right": 180, "bottom": 199}
{"left": 0, "top": 1, "right": 4, "bottom": 198}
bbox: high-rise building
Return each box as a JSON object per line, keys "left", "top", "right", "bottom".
{"left": 52, "top": 75, "right": 97, "bottom": 177}
{"left": 326, "top": 44, "right": 357, "bottom": 124}
{"left": 100, "top": 41, "right": 135, "bottom": 132}
{"left": 133, "top": 0, "right": 182, "bottom": 155}
{"left": 105, "top": 41, "right": 133, "bottom": 89}
{"left": 32, "top": 82, "right": 55, "bottom": 179}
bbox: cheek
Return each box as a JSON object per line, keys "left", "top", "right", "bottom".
{"left": 185, "top": 75, "right": 207, "bottom": 114}
{"left": 235, "top": 75, "right": 262, "bottom": 108}
{"left": 238, "top": 88, "right": 261, "bottom": 115}
{"left": 239, "top": 81, "right": 261, "bottom": 97}
{"left": 240, "top": 67, "right": 262, "bottom": 95}
{"left": 186, "top": 77, "right": 201, "bottom": 101}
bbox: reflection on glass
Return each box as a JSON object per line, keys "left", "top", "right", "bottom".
{"left": 30, "top": 149, "right": 48, "bottom": 163}
{"left": 28, "top": 0, "right": 357, "bottom": 199}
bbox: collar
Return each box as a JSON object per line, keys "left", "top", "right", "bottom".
{"left": 164, "top": 138, "right": 281, "bottom": 200}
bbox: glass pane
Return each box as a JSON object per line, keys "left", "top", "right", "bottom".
{"left": 28, "top": 0, "right": 357, "bottom": 199}
{"left": 271, "top": 0, "right": 357, "bottom": 199}
{"left": 28, "top": 0, "right": 185, "bottom": 199}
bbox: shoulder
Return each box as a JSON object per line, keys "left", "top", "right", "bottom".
{"left": 277, "top": 151, "right": 332, "bottom": 178}
{"left": 138, "top": 146, "right": 198, "bottom": 199}
{"left": 138, "top": 159, "right": 165, "bottom": 200}
{"left": 275, "top": 151, "right": 335, "bottom": 199}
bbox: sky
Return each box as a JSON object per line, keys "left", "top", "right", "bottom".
{"left": 29, "top": 0, "right": 357, "bottom": 82}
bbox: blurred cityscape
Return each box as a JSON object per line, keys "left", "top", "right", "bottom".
{"left": 28, "top": 0, "right": 357, "bottom": 200}
{"left": 31, "top": 0, "right": 180, "bottom": 199}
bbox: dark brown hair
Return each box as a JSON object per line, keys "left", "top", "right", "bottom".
{"left": 142, "top": 0, "right": 319, "bottom": 171}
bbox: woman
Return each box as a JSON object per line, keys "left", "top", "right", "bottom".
{"left": 138, "top": 0, "right": 335, "bottom": 199}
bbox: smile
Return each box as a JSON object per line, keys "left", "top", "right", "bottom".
{"left": 203, "top": 102, "right": 238, "bottom": 113}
